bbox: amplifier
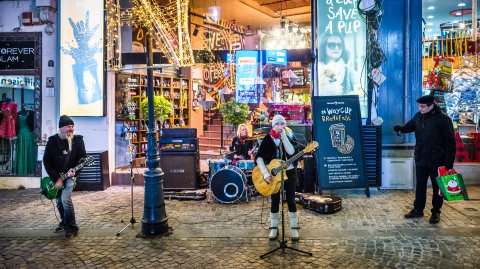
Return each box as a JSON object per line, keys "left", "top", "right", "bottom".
{"left": 161, "top": 128, "right": 197, "bottom": 138}
{"left": 160, "top": 151, "right": 199, "bottom": 190}
{"left": 159, "top": 137, "right": 198, "bottom": 152}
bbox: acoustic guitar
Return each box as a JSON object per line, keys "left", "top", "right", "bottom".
{"left": 40, "top": 156, "right": 94, "bottom": 200}
{"left": 252, "top": 141, "right": 319, "bottom": 196}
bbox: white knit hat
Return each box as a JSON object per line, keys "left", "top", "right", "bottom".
{"left": 271, "top": 114, "right": 286, "bottom": 127}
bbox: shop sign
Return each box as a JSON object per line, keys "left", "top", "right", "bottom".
{"left": 0, "top": 41, "right": 35, "bottom": 70}
{"left": 235, "top": 50, "right": 258, "bottom": 104}
{"left": 312, "top": 95, "right": 367, "bottom": 191}
{"left": 0, "top": 75, "right": 35, "bottom": 89}
{"left": 266, "top": 50, "right": 287, "bottom": 66}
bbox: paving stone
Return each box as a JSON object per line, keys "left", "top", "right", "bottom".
{"left": 0, "top": 186, "right": 479, "bottom": 268}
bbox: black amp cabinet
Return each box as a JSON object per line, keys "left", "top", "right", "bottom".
{"left": 76, "top": 151, "right": 110, "bottom": 191}
{"left": 160, "top": 151, "right": 200, "bottom": 190}
{"left": 362, "top": 125, "right": 382, "bottom": 187}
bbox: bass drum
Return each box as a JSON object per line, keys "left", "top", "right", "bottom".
{"left": 210, "top": 165, "right": 246, "bottom": 203}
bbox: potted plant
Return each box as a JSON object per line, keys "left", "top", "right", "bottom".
{"left": 219, "top": 98, "right": 250, "bottom": 129}
{"left": 137, "top": 96, "right": 172, "bottom": 129}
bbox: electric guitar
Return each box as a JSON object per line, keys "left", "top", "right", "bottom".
{"left": 252, "top": 141, "right": 319, "bottom": 197}
{"left": 40, "top": 156, "right": 94, "bottom": 200}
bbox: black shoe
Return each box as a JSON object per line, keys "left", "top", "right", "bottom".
{"left": 63, "top": 229, "right": 78, "bottom": 239}
{"left": 429, "top": 213, "right": 440, "bottom": 224}
{"left": 54, "top": 224, "right": 65, "bottom": 233}
{"left": 404, "top": 209, "right": 424, "bottom": 218}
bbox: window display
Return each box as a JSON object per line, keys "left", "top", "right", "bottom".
{"left": 0, "top": 75, "right": 37, "bottom": 175}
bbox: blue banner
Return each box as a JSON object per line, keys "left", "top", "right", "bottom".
{"left": 235, "top": 50, "right": 258, "bottom": 104}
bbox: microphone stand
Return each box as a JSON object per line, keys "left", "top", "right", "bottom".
{"left": 260, "top": 140, "right": 312, "bottom": 258}
{"left": 117, "top": 102, "right": 137, "bottom": 236}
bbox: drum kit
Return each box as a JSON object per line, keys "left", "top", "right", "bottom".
{"left": 207, "top": 138, "right": 263, "bottom": 203}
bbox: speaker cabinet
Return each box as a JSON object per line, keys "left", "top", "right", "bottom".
{"left": 302, "top": 154, "right": 316, "bottom": 193}
{"left": 160, "top": 151, "right": 199, "bottom": 190}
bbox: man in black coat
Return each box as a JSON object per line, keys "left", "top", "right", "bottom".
{"left": 43, "top": 115, "right": 87, "bottom": 238}
{"left": 394, "top": 95, "right": 456, "bottom": 224}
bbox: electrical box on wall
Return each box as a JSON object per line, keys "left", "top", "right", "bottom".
{"left": 381, "top": 158, "right": 414, "bottom": 189}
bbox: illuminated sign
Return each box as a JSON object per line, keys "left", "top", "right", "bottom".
{"left": 0, "top": 41, "right": 35, "bottom": 70}
{"left": 266, "top": 50, "right": 287, "bottom": 65}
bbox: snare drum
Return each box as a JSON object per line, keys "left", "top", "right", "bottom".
{"left": 208, "top": 159, "right": 231, "bottom": 180}
{"left": 210, "top": 165, "right": 247, "bottom": 203}
{"left": 236, "top": 160, "right": 255, "bottom": 171}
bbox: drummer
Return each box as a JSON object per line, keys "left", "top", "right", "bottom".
{"left": 229, "top": 124, "right": 255, "bottom": 164}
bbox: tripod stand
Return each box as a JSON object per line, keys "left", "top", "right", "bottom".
{"left": 117, "top": 159, "right": 136, "bottom": 236}
{"left": 260, "top": 165, "right": 312, "bottom": 258}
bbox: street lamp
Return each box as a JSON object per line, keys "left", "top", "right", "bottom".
{"left": 141, "top": 32, "right": 168, "bottom": 237}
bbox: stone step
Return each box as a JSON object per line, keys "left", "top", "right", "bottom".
{"left": 199, "top": 137, "right": 232, "bottom": 147}
{"left": 199, "top": 143, "right": 228, "bottom": 152}
{"left": 203, "top": 130, "right": 236, "bottom": 139}
{"left": 206, "top": 125, "right": 235, "bottom": 132}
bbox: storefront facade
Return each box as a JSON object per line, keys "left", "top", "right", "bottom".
{"left": 0, "top": 0, "right": 478, "bottom": 189}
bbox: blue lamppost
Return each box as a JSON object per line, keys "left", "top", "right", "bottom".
{"left": 141, "top": 32, "right": 168, "bottom": 237}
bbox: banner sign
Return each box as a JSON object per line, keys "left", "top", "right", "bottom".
{"left": 315, "top": 0, "right": 367, "bottom": 117}
{"left": 60, "top": 0, "right": 105, "bottom": 116}
{"left": 0, "top": 41, "right": 35, "bottom": 70}
{"left": 312, "top": 95, "right": 367, "bottom": 190}
{"left": 235, "top": 50, "right": 258, "bottom": 104}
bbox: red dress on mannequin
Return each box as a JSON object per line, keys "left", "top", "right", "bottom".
{"left": 0, "top": 101, "right": 18, "bottom": 138}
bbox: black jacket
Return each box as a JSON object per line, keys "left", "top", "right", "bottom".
{"left": 229, "top": 136, "right": 254, "bottom": 160}
{"left": 398, "top": 105, "right": 456, "bottom": 168}
{"left": 255, "top": 134, "right": 298, "bottom": 168}
{"left": 43, "top": 134, "right": 87, "bottom": 183}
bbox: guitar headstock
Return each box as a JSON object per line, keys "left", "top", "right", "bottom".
{"left": 304, "top": 141, "right": 319, "bottom": 154}
{"left": 82, "top": 156, "right": 95, "bottom": 166}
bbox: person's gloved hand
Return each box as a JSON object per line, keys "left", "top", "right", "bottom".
{"left": 445, "top": 164, "right": 453, "bottom": 170}
{"left": 393, "top": 125, "right": 401, "bottom": 132}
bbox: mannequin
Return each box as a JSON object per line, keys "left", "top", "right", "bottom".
{"left": 16, "top": 106, "right": 35, "bottom": 175}
{"left": 0, "top": 98, "right": 18, "bottom": 139}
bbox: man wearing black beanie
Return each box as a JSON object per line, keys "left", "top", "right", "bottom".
{"left": 393, "top": 95, "right": 456, "bottom": 224}
{"left": 43, "top": 115, "right": 87, "bottom": 238}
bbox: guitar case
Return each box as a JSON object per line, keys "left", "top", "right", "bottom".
{"left": 298, "top": 193, "right": 342, "bottom": 214}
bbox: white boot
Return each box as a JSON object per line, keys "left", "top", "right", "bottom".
{"left": 288, "top": 212, "right": 299, "bottom": 241}
{"left": 269, "top": 213, "right": 279, "bottom": 240}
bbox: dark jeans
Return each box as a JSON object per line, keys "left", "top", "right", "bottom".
{"left": 56, "top": 178, "right": 78, "bottom": 233}
{"left": 414, "top": 165, "right": 443, "bottom": 214}
{"left": 271, "top": 168, "right": 297, "bottom": 213}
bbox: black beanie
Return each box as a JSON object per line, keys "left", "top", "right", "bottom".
{"left": 59, "top": 115, "right": 74, "bottom": 128}
{"left": 416, "top": 95, "right": 434, "bottom": 105}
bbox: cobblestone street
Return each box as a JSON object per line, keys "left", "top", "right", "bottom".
{"left": 0, "top": 186, "right": 479, "bottom": 268}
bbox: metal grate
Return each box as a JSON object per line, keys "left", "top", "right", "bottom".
{"left": 362, "top": 125, "right": 382, "bottom": 187}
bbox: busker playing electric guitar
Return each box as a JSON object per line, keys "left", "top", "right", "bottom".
{"left": 43, "top": 115, "right": 87, "bottom": 238}
{"left": 254, "top": 115, "right": 300, "bottom": 241}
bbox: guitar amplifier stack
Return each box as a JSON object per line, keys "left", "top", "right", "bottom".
{"left": 159, "top": 128, "right": 200, "bottom": 190}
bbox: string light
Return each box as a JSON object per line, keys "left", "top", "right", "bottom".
{"left": 106, "top": 0, "right": 195, "bottom": 70}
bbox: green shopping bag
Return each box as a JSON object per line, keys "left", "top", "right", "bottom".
{"left": 436, "top": 172, "right": 469, "bottom": 201}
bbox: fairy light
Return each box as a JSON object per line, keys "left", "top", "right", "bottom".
{"left": 106, "top": 0, "right": 195, "bottom": 70}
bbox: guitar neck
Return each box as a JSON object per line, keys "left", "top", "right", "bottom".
{"left": 284, "top": 149, "right": 305, "bottom": 168}
{"left": 61, "top": 162, "right": 86, "bottom": 180}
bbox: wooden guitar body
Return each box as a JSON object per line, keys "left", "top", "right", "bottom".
{"left": 252, "top": 159, "right": 287, "bottom": 197}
